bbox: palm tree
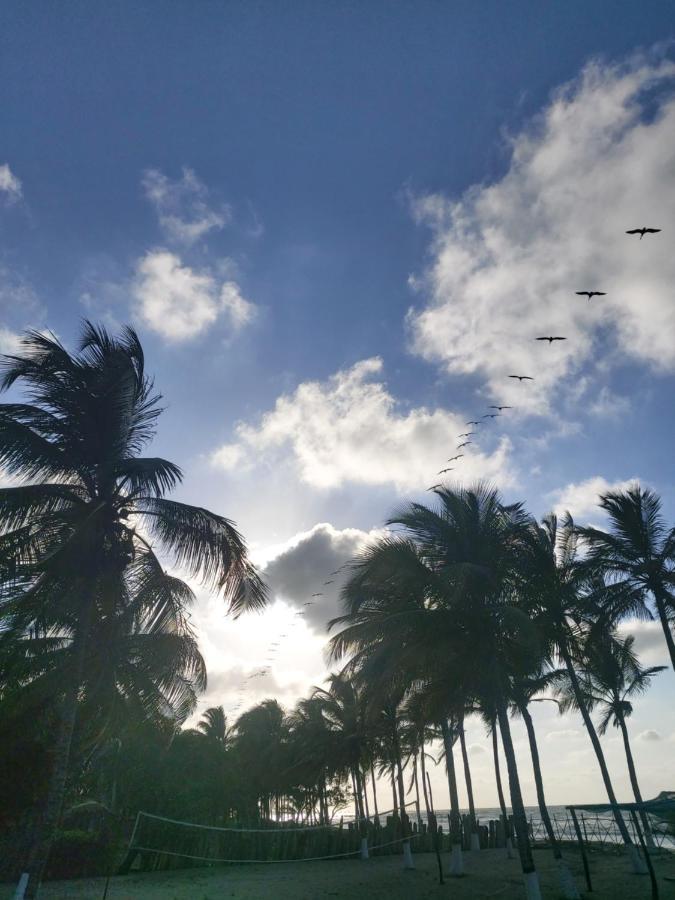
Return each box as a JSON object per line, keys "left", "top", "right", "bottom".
{"left": 195, "top": 706, "right": 232, "bottom": 747}
{"left": 524, "top": 513, "right": 646, "bottom": 874}
{"left": 556, "top": 632, "right": 665, "bottom": 847}
{"left": 0, "top": 324, "right": 267, "bottom": 896}
{"left": 577, "top": 485, "right": 675, "bottom": 672}
{"left": 331, "top": 486, "right": 544, "bottom": 898}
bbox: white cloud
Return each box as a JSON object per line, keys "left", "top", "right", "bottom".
{"left": 211, "top": 357, "right": 515, "bottom": 492}
{"left": 637, "top": 729, "right": 662, "bottom": 742}
{"left": 142, "top": 167, "right": 230, "bottom": 245}
{"left": 548, "top": 475, "right": 638, "bottom": 521}
{"left": 132, "top": 250, "right": 256, "bottom": 342}
{"left": 407, "top": 54, "right": 675, "bottom": 416}
{"left": 0, "top": 164, "right": 21, "bottom": 204}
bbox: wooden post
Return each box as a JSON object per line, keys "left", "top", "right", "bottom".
{"left": 569, "top": 808, "right": 592, "bottom": 893}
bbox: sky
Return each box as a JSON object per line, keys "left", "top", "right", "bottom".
{"left": 1, "top": 1, "right": 675, "bottom": 809}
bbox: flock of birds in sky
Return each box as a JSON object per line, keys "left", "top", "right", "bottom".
{"left": 225, "top": 226, "right": 661, "bottom": 718}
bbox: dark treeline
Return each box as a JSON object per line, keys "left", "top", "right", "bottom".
{"left": 0, "top": 324, "right": 673, "bottom": 900}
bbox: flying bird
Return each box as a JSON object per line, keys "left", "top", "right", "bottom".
{"left": 311, "top": 592, "right": 323, "bottom": 597}
{"left": 303, "top": 601, "right": 313, "bottom": 606}
{"left": 448, "top": 454, "right": 464, "bottom": 462}
{"left": 324, "top": 580, "right": 334, "bottom": 585}
{"left": 508, "top": 375, "right": 534, "bottom": 382}
{"left": 575, "top": 291, "right": 606, "bottom": 300}
{"left": 489, "top": 406, "right": 512, "bottom": 410}
{"left": 536, "top": 336, "right": 567, "bottom": 343}
{"left": 465, "top": 420, "right": 481, "bottom": 425}
{"left": 438, "top": 467, "right": 454, "bottom": 474}
{"left": 457, "top": 441, "right": 473, "bottom": 449}
{"left": 626, "top": 227, "right": 661, "bottom": 239}
{"left": 482, "top": 413, "right": 500, "bottom": 419}
{"left": 458, "top": 432, "right": 475, "bottom": 438}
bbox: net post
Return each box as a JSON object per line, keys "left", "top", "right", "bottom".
{"left": 568, "top": 807, "right": 592, "bottom": 893}
{"left": 118, "top": 811, "right": 142, "bottom": 875}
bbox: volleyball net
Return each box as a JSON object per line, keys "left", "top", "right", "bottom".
{"left": 120, "top": 802, "right": 423, "bottom": 872}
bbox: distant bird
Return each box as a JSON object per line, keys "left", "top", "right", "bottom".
{"left": 458, "top": 432, "right": 475, "bottom": 438}
{"left": 626, "top": 227, "right": 661, "bottom": 239}
{"left": 466, "top": 420, "right": 481, "bottom": 425}
{"left": 575, "top": 291, "right": 606, "bottom": 300}
{"left": 303, "top": 601, "right": 313, "bottom": 606}
{"left": 438, "top": 467, "right": 454, "bottom": 474}
{"left": 427, "top": 484, "right": 443, "bottom": 491}
{"left": 489, "top": 405, "right": 512, "bottom": 410}
{"left": 482, "top": 413, "right": 500, "bottom": 419}
{"left": 448, "top": 454, "right": 464, "bottom": 462}
{"left": 457, "top": 441, "right": 473, "bottom": 449}
{"left": 536, "top": 336, "right": 567, "bottom": 343}
{"left": 324, "top": 580, "right": 334, "bottom": 585}
{"left": 311, "top": 592, "right": 323, "bottom": 597}
{"left": 508, "top": 375, "right": 534, "bottom": 382}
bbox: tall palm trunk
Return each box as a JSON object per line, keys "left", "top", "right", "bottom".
{"left": 362, "top": 766, "right": 370, "bottom": 820}
{"left": 24, "top": 612, "right": 91, "bottom": 899}
{"left": 519, "top": 701, "right": 580, "bottom": 899}
{"left": 616, "top": 711, "right": 655, "bottom": 848}
{"left": 458, "top": 716, "right": 480, "bottom": 849}
{"left": 440, "top": 718, "right": 464, "bottom": 875}
{"left": 370, "top": 762, "right": 379, "bottom": 818}
{"left": 495, "top": 698, "right": 541, "bottom": 900}
{"left": 560, "top": 645, "right": 645, "bottom": 873}
{"left": 652, "top": 586, "right": 675, "bottom": 673}
{"left": 412, "top": 751, "right": 422, "bottom": 824}
{"left": 391, "top": 727, "right": 415, "bottom": 868}
{"left": 419, "top": 743, "right": 431, "bottom": 818}
{"left": 492, "top": 718, "right": 514, "bottom": 858}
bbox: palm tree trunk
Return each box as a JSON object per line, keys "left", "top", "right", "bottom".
{"left": 495, "top": 699, "right": 542, "bottom": 900}
{"left": 458, "top": 716, "right": 480, "bottom": 849}
{"left": 391, "top": 725, "right": 414, "bottom": 868}
{"left": 412, "top": 752, "right": 422, "bottom": 825}
{"left": 560, "top": 645, "right": 645, "bottom": 873}
{"left": 519, "top": 701, "right": 580, "bottom": 899}
{"left": 440, "top": 718, "right": 464, "bottom": 875}
{"left": 370, "top": 762, "right": 379, "bottom": 818}
{"left": 362, "top": 766, "right": 371, "bottom": 820}
{"left": 24, "top": 613, "right": 91, "bottom": 899}
{"left": 616, "top": 711, "right": 655, "bottom": 849}
{"left": 492, "top": 718, "right": 514, "bottom": 858}
{"left": 652, "top": 586, "right": 675, "bottom": 673}
{"left": 419, "top": 743, "right": 431, "bottom": 818}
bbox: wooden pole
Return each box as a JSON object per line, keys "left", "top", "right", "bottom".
{"left": 629, "top": 810, "right": 658, "bottom": 900}
{"left": 569, "top": 808, "right": 592, "bottom": 893}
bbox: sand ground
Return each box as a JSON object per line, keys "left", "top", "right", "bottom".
{"left": 3, "top": 847, "right": 674, "bottom": 899}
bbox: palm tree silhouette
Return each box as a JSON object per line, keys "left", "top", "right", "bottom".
{"left": 0, "top": 324, "right": 266, "bottom": 895}
{"left": 577, "top": 485, "right": 675, "bottom": 673}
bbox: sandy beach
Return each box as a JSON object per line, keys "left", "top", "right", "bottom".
{"left": 5, "top": 847, "right": 674, "bottom": 900}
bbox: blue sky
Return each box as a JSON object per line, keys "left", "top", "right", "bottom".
{"left": 1, "top": 2, "right": 675, "bottom": 805}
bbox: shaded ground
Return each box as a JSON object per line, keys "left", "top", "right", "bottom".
{"left": 3, "top": 847, "right": 674, "bottom": 899}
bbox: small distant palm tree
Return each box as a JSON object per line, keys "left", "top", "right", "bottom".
{"left": 577, "top": 485, "right": 675, "bottom": 672}
{"left": 0, "top": 324, "right": 267, "bottom": 896}
{"left": 195, "top": 706, "right": 232, "bottom": 747}
{"left": 556, "top": 633, "right": 665, "bottom": 846}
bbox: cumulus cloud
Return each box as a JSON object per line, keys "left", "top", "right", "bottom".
{"left": 0, "top": 164, "right": 21, "bottom": 204}
{"left": 618, "top": 619, "right": 671, "bottom": 668}
{"left": 142, "top": 167, "right": 230, "bottom": 245}
{"left": 407, "top": 54, "right": 675, "bottom": 415}
{"left": 263, "top": 522, "right": 386, "bottom": 631}
{"left": 548, "top": 475, "right": 638, "bottom": 521}
{"left": 637, "top": 729, "right": 662, "bottom": 742}
{"left": 132, "top": 250, "right": 256, "bottom": 342}
{"left": 211, "top": 357, "right": 515, "bottom": 491}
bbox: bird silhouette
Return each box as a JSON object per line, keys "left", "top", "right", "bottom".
{"left": 536, "top": 336, "right": 567, "bottom": 343}
{"left": 576, "top": 291, "right": 606, "bottom": 300}
{"left": 509, "top": 375, "right": 534, "bottom": 381}
{"left": 465, "top": 420, "right": 481, "bottom": 425}
{"left": 438, "top": 467, "right": 454, "bottom": 474}
{"left": 482, "top": 413, "right": 500, "bottom": 418}
{"left": 303, "top": 601, "right": 313, "bottom": 606}
{"left": 626, "top": 227, "right": 661, "bottom": 239}
{"left": 457, "top": 441, "right": 473, "bottom": 449}
{"left": 489, "top": 405, "right": 512, "bottom": 411}
{"left": 324, "top": 580, "right": 334, "bottom": 585}
{"left": 448, "top": 454, "right": 464, "bottom": 461}
{"left": 458, "top": 432, "right": 475, "bottom": 438}
{"left": 311, "top": 592, "right": 323, "bottom": 597}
